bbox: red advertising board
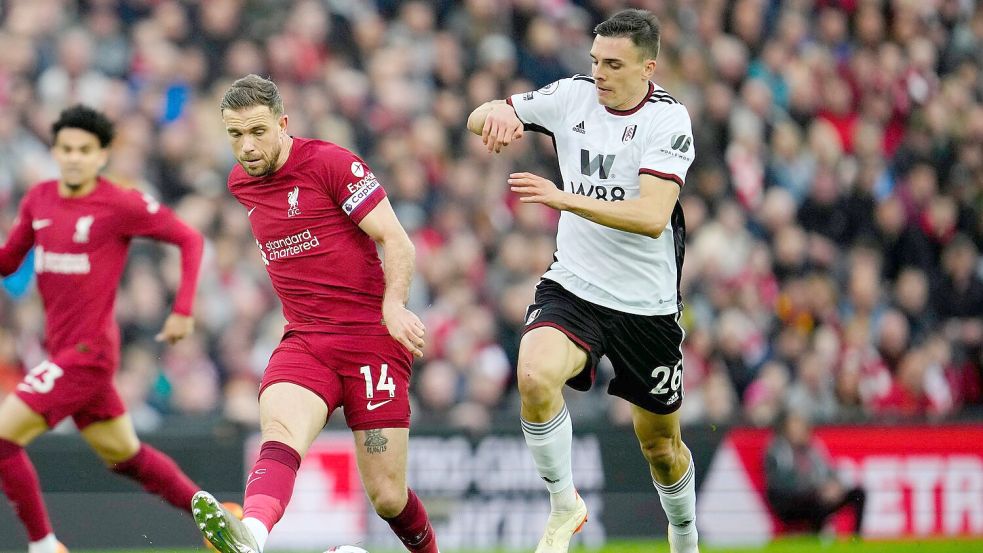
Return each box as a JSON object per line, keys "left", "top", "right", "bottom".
{"left": 245, "top": 432, "right": 367, "bottom": 550}
{"left": 699, "top": 425, "right": 983, "bottom": 546}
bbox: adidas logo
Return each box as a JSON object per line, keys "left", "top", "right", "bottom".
{"left": 572, "top": 121, "right": 586, "bottom": 134}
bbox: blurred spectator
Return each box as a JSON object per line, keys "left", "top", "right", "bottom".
{"left": 765, "top": 410, "right": 866, "bottom": 535}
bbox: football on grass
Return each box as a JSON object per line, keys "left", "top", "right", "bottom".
{"left": 323, "top": 547, "right": 369, "bottom": 553}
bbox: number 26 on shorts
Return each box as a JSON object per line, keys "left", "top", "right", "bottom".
{"left": 17, "top": 361, "right": 65, "bottom": 394}
{"left": 359, "top": 364, "right": 396, "bottom": 399}
{"left": 650, "top": 360, "right": 682, "bottom": 397}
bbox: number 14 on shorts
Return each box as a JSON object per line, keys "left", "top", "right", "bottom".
{"left": 360, "top": 364, "right": 396, "bottom": 400}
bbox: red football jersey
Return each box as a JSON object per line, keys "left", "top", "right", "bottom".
{"left": 227, "top": 137, "right": 388, "bottom": 335}
{"left": 0, "top": 178, "right": 204, "bottom": 368}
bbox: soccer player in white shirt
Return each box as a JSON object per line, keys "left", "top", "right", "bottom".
{"left": 468, "top": 9, "right": 699, "bottom": 553}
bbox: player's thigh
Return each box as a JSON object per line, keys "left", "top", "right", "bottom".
{"left": 258, "top": 333, "right": 340, "bottom": 456}
{"left": 606, "top": 311, "right": 685, "bottom": 415}
{"left": 79, "top": 414, "right": 140, "bottom": 464}
{"left": 0, "top": 394, "right": 49, "bottom": 445}
{"left": 323, "top": 333, "right": 413, "bottom": 432}
{"left": 6, "top": 358, "right": 101, "bottom": 443}
{"left": 259, "top": 382, "right": 330, "bottom": 457}
{"left": 518, "top": 280, "right": 605, "bottom": 393}
{"left": 352, "top": 426, "right": 409, "bottom": 515}
{"left": 518, "top": 326, "right": 589, "bottom": 389}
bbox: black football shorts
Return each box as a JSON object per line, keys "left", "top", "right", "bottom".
{"left": 522, "top": 278, "right": 685, "bottom": 414}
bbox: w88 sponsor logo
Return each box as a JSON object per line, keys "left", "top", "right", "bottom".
{"left": 569, "top": 181, "right": 626, "bottom": 202}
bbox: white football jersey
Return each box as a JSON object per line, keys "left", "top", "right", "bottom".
{"left": 509, "top": 75, "right": 695, "bottom": 315}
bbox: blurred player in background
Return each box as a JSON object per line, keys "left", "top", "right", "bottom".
{"left": 468, "top": 9, "right": 699, "bottom": 553}
{"left": 766, "top": 410, "right": 866, "bottom": 535}
{"left": 0, "top": 105, "right": 208, "bottom": 553}
{"left": 191, "top": 75, "right": 438, "bottom": 553}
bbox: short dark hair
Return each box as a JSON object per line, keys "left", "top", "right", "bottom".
{"left": 220, "top": 74, "right": 284, "bottom": 116}
{"left": 52, "top": 105, "right": 115, "bottom": 147}
{"left": 594, "top": 9, "right": 661, "bottom": 60}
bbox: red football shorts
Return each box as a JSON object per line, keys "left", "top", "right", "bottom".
{"left": 260, "top": 331, "right": 414, "bottom": 431}
{"left": 15, "top": 347, "right": 125, "bottom": 430}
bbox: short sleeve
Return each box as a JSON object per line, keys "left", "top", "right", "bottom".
{"left": 323, "top": 149, "right": 387, "bottom": 224}
{"left": 507, "top": 77, "right": 573, "bottom": 134}
{"left": 639, "top": 105, "right": 696, "bottom": 187}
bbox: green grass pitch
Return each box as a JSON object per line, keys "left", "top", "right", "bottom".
{"left": 71, "top": 537, "right": 983, "bottom": 553}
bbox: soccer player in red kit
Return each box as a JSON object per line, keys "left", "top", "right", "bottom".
{"left": 0, "top": 105, "right": 208, "bottom": 553}
{"left": 192, "top": 75, "right": 438, "bottom": 553}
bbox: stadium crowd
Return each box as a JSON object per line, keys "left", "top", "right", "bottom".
{"left": 0, "top": 0, "right": 981, "bottom": 434}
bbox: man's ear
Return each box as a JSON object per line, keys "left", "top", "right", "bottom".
{"left": 643, "top": 59, "right": 657, "bottom": 80}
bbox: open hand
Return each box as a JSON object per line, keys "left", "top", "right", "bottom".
{"left": 383, "top": 302, "right": 426, "bottom": 357}
{"left": 156, "top": 313, "right": 194, "bottom": 345}
{"left": 508, "top": 172, "right": 568, "bottom": 210}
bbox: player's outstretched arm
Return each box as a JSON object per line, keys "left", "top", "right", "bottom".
{"left": 357, "top": 198, "right": 426, "bottom": 357}
{"left": 125, "top": 196, "right": 205, "bottom": 342}
{"left": 508, "top": 172, "right": 681, "bottom": 238}
{"left": 467, "top": 100, "right": 524, "bottom": 154}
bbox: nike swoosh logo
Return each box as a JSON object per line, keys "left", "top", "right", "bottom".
{"left": 247, "top": 207, "right": 257, "bottom": 217}
{"left": 245, "top": 475, "right": 262, "bottom": 488}
{"left": 366, "top": 400, "right": 393, "bottom": 411}
{"left": 32, "top": 219, "right": 52, "bottom": 230}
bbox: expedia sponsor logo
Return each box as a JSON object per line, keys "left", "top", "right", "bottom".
{"left": 34, "top": 247, "right": 90, "bottom": 274}
{"left": 343, "top": 173, "right": 381, "bottom": 215}
{"left": 264, "top": 229, "right": 320, "bottom": 261}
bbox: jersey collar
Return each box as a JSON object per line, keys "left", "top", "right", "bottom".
{"left": 604, "top": 82, "right": 654, "bottom": 116}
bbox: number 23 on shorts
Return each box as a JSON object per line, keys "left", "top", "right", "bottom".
{"left": 17, "top": 361, "right": 65, "bottom": 394}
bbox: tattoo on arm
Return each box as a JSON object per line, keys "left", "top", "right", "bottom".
{"left": 364, "top": 429, "right": 389, "bottom": 454}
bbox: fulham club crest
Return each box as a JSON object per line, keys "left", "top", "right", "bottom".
{"left": 622, "top": 124, "right": 637, "bottom": 143}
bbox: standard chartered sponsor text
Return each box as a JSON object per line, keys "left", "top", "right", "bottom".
{"left": 265, "top": 229, "right": 320, "bottom": 261}
{"left": 34, "top": 247, "right": 91, "bottom": 274}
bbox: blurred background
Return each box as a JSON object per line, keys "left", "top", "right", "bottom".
{"left": 0, "top": 0, "right": 981, "bottom": 551}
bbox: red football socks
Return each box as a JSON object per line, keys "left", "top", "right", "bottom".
{"left": 111, "top": 444, "right": 198, "bottom": 513}
{"left": 384, "top": 488, "right": 438, "bottom": 553}
{"left": 0, "top": 438, "right": 53, "bottom": 541}
{"left": 242, "top": 440, "right": 302, "bottom": 531}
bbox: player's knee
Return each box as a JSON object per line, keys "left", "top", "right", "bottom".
{"left": 638, "top": 434, "right": 683, "bottom": 475}
{"left": 367, "top": 484, "right": 408, "bottom": 519}
{"left": 260, "top": 418, "right": 301, "bottom": 448}
{"left": 96, "top": 441, "right": 140, "bottom": 465}
{"left": 516, "top": 361, "right": 562, "bottom": 406}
